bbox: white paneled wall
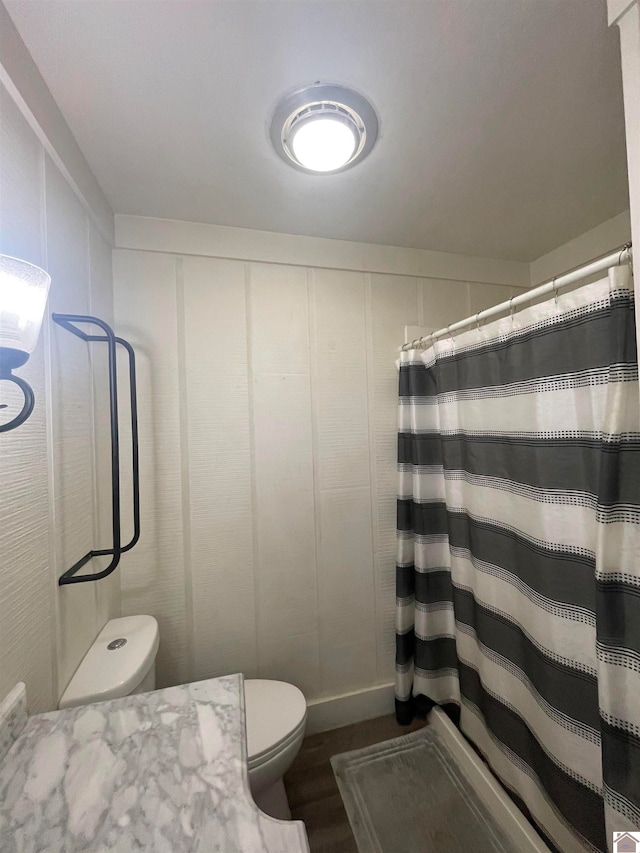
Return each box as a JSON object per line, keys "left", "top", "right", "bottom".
{"left": 114, "top": 242, "right": 518, "bottom": 701}
{"left": 182, "top": 257, "right": 255, "bottom": 681}
{"left": 250, "top": 263, "right": 317, "bottom": 691}
{"left": 112, "top": 252, "right": 188, "bottom": 687}
{"left": 46, "top": 158, "right": 100, "bottom": 692}
{"left": 0, "top": 82, "right": 117, "bottom": 712}
{"left": 0, "top": 84, "right": 53, "bottom": 714}
{"left": 310, "top": 269, "right": 375, "bottom": 694}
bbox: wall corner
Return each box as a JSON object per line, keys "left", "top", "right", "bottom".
{"left": 608, "top": 0, "right": 640, "bottom": 357}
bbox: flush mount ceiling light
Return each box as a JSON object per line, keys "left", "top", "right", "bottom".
{"left": 271, "top": 84, "right": 378, "bottom": 174}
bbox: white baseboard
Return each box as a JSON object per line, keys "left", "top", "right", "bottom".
{"left": 305, "top": 682, "right": 395, "bottom": 735}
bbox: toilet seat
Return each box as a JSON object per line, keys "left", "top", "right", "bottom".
{"left": 247, "top": 716, "right": 307, "bottom": 770}
{"left": 244, "top": 679, "right": 307, "bottom": 765}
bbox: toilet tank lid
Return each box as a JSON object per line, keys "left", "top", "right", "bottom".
{"left": 59, "top": 615, "right": 159, "bottom": 709}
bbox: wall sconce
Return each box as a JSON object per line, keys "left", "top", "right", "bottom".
{"left": 0, "top": 254, "right": 51, "bottom": 433}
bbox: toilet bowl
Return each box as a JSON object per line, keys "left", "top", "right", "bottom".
{"left": 244, "top": 679, "right": 307, "bottom": 820}
{"left": 58, "top": 616, "right": 306, "bottom": 821}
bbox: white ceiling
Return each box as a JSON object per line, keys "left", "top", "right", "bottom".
{"left": 5, "top": 0, "right": 630, "bottom": 262}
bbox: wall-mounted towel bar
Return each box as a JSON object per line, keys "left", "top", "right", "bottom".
{"left": 52, "top": 314, "right": 140, "bottom": 585}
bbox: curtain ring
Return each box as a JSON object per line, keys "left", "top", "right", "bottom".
{"left": 475, "top": 313, "right": 481, "bottom": 332}
{"left": 620, "top": 243, "right": 633, "bottom": 278}
{"left": 553, "top": 277, "right": 559, "bottom": 307}
{"left": 447, "top": 325, "right": 455, "bottom": 344}
{"left": 619, "top": 243, "right": 631, "bottom": 265}
{"left": 509, "top": 297, "right": 515, "bottom": 326}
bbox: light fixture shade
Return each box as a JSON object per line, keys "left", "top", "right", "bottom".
{"left": 0, "top": 254, "right": 51, "bottom": 355}
{"left": 271, "top": 84, "right": 378, "bottom": 174}
{"left": 291, "top": 117, "right": 357, "bottom": 172}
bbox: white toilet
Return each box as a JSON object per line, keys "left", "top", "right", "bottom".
{"left": 243, "top": 678, "right": 306, "bottom": 819}
{"left": 59, "top": 615, "right": 307, "bottom": 820}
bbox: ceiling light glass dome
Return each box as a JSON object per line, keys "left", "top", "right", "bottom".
{"left": 271, "top": 84, "right": 378, "bottom": 174}
{"left": 291, "top": 115, "right": 357, "bottom": 172}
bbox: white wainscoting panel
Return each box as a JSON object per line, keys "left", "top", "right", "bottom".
{"left": 0, "top": 85, "right": 52, "bottom": 713}
{"left": 311, "top": 269, "right": 370, "bottom": 491}
{"left": 419, "top": 277, "right": 471, "bottom": 329}
{"left": 249, "top": 264, "right": 317, "bottom": 669}
{"left": 258, "top": 630, "right": 321, "bottom": 699}
{"left": 252, "top": 372, "right": 317, "bottom": 646}
{"left": 181, "top": 256, "right": 256, "bottom": 681}
{"left": 0, "top": 76, "right": 118, "bottom": 711}
{"left": 113, "top": 250, "right": 189, "bottom": 687}
{"left": 46, "top": 156, "right": 100, "bottom": 693}
{"left": 468, "top": 282, "right": 516, "bottom": 316}
{"left": 249, "top": 263, "right": 310, "bottom": 374}
{"left": 316, "top": 487, "right": 376, "bottom": 694}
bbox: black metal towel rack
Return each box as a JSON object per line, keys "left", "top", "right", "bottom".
{"left": 52, "top": 314, "right": 140, "bottom": 585}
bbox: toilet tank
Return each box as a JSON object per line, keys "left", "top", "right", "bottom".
{"left": 59, "top": 615, "right": 159, "bottom": 710}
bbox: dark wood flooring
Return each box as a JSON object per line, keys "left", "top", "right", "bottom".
{"left": 284, "top": 713, "right": 427, "bottom": 853}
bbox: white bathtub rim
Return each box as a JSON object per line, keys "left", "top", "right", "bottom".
{"left": 429, "top": 706, "right": 551, "bottom": 853}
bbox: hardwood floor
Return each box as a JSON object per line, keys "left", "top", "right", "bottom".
{"left": 283, "top": 713, "right": 428, "bottom": 853}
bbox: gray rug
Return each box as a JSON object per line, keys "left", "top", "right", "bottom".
{"left": 331, "top": 726, "right": 518, "bottom": 853}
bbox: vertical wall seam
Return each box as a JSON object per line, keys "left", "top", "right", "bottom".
{"left": 110, "top": 251, "right": 122, "bottom": 620}
{"left": 85, "top": 215, "right": 101, "bottom": 620}
{"left": 364, "top": 272, "right": 383, "bottom": 682}
{"left": 306, "top": 267, "right": 322, "bottom": 686}
{"left": 244, "top": 262, "right": 262, "bottom": 676}
{"left": 41, "top": 149, "right": 60, "bottom": 707}
{"left": 176, "top": 256, "right": 195, "bottom": 682}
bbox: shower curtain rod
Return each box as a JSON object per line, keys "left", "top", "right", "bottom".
{"left": 401, "top": 244, "right": 633, "bottom": 351}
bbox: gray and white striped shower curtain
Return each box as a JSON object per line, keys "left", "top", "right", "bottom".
{"left": 395, "top": 266, "right": 640, "bottom": 853}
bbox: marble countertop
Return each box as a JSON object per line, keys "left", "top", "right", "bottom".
{"left": 0, "top": 675, "right": 309, "bottom": 852}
